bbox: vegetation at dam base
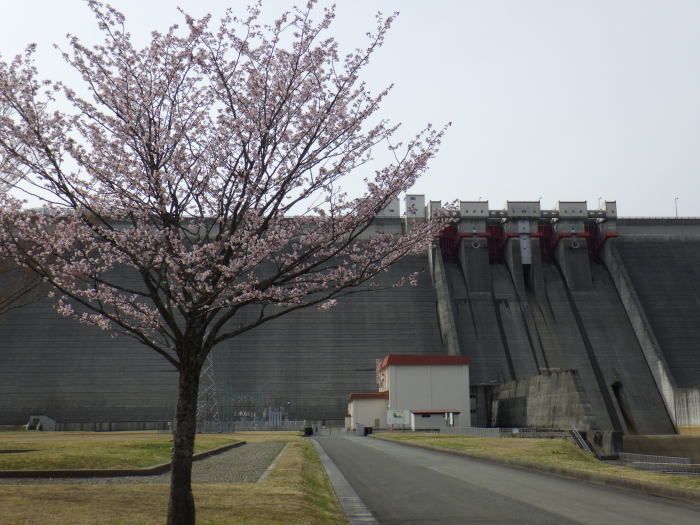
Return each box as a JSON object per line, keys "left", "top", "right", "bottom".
{"left": 376, "top": 433, "right": 700, "bottom": 492}
{"left": 0, "top": 432, "right": 346, "bottom": 525}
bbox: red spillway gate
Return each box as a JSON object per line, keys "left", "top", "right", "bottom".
{"left": 437, "top": 222, "right": 617, "bottom": 262}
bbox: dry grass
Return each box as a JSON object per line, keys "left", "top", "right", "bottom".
{"left": 377, "top": 433, "right": 700, "bottom": 492}
{"left": 0, "top": 431, "right": 240, "bottom": 470}
{"left": 0, "top": 432, "right": 347, "bottom": 525}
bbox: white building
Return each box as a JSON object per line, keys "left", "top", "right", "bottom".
{"left": 347, "top": 354, "right": 471, "bottom": 431}
{"left": 347, "top": 391, "right": 389, "bottom": 431}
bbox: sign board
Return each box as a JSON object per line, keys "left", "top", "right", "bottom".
{"left": 387, "top": 410, "right": 410, "bottom": 426}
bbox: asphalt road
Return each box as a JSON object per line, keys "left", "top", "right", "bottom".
{"left": 315, "top": 433, "right": 700, "bottom": 525}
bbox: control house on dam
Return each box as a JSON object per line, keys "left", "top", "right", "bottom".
{"left": 1, "top": 196, "right": 699, "bottom": 446}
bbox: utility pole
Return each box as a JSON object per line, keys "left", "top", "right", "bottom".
{"left": 675, "top": 197, "right": 679, "bottom": 218}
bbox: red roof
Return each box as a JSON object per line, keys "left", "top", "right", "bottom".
{"left": 410, "top": 409, "right": 462, "bottom": 414}
{"left": 378, "top": 354, "right": 470, "bottom": 370}
{"left": 347, "top": 391, "right": 389, "bottom": 401}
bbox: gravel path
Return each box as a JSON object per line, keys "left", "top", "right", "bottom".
{"left": 0, "top": 441, "right": 286, "bottom": 485}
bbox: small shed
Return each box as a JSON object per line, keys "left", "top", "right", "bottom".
{"left": 347, "top": 391, "right": 389, "bottom": 431}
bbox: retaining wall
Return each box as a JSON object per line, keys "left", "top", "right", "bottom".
{"left": 490, "top": 370, "right": 593, "bottom": 430}
{"left": 623, "top": 435, "right": 700, "bottom": 463}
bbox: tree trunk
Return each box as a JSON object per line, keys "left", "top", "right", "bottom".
{"left": 167, "top": 363, "right": 201, "bottom": 525}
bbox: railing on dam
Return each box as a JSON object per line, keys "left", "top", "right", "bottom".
{"left": 569, "top": 428, "right": 595, "bottom": 455}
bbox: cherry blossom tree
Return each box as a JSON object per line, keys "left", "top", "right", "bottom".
{"left": 0, "top": 2, "right": 446, "bottom": 523}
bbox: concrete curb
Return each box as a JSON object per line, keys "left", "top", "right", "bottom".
{"left": 371, "top": 435, "right": 700, "bottom": 507}
{"left": 0, "top": 440, "right": 246, "bottom": 478}
{"left": 311, "top": 438, "right": 379, "bottom": 524}
{"left": 256, "top": 442, "right": 289, "bottom": 483}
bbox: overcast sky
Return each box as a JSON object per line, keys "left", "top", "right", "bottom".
{"left": 1, "top": 0, "right": 699, "bottom": 217}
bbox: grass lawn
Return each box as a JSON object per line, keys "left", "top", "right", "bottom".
{"left": 0, "top": 432, "right": 347, "bottom": 525}
{"left": 0, "top": 431, "right": 239, "bottom": 470}
{"left": 376, "top": 433, "right": 700, "bottom": 492}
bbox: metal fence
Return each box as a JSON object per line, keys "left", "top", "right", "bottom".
{"left": 419, "top": 427, "right": 571, "bottom": 439}
{"left": 619, "top": 452, "right": 690, "bottom": 464}
{"left": 619, "top": 452, "right": 700, "bottom": 474}
{"left": 56, "top": 420, "right": 171, "bottom": 432}
{"left": 196, "top": 420, "right": 306, "bottom": 433}
{"left": 442, "top": 426, "right": 502, "bottom": 438}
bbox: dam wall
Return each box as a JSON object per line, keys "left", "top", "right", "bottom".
{"left": 1, "top": 199, "right": 699, "bottom": 433}
{"left": 605, "top": 226, "right": 700, "bottom": 430}
{"left": 0, "top": 254, "right": 444, "bottom": 425}
{"left": 439, "top": 234, "right": 673, "bottom": 433}
{"left": 429, "top": 200, "right": 694, "bottom": 434}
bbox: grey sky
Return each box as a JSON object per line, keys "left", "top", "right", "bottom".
{"left": 1, "top": 0, "right": 698, "bottom": 216}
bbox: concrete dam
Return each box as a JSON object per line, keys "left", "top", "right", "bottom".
{"left": 0, "top": 197, "right": 699, "bottom": 438}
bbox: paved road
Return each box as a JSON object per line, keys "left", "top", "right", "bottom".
{"left": 316, "top": 434, "right": 700, "bottom": 525}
